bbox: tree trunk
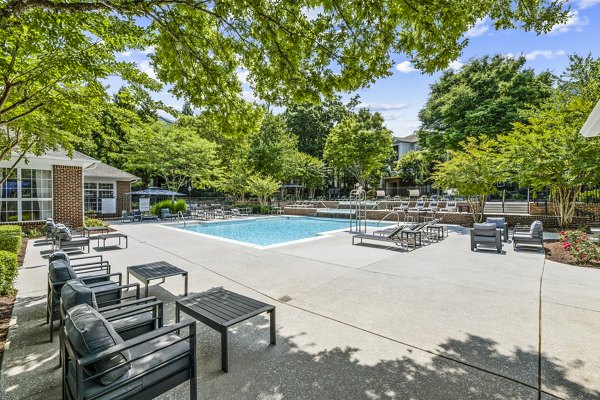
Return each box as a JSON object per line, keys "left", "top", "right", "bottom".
{"left": 553, "top": 186, "right": 581, "bottom": 228}
{"left": 467, "top": 195, "right": 486, "bottom": 223}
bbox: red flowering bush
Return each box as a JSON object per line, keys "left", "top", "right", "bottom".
{"left": 560, "top": 230, "right": 600, "bottom": 266}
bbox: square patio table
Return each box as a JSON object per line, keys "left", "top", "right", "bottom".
{"left": 83, "top": 226, "right": 109, "bottom": 238}
{"left": 176, "top": 287, "right": 276, "bottom": 372}
{"left": 127, "top": 261, "right": 188, "bottom": 297}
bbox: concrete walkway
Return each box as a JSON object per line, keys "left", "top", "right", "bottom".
{"left": 2, "top": 219, "right": 600, "bottom": 399}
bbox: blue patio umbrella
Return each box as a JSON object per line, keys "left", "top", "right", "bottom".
{"left": 126, "top": 187, "right": 185, "bottom": 197}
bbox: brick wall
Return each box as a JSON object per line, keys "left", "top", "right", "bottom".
{"left": 53, "top": 165, "right": 83, "bottom": 227}
{"left": 116, "top": 180, "right": 131, "bottom": 213}
{"left": 281, "top": 206, "right": 592, "bottom": 229}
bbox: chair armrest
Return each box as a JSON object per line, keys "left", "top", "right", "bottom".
{"left": 70, "top": 254, "right": 103, "bottom": 263}
{"left": 97, "top": 296, "right": 159, "bottom": 312}
{"left": 81, "top": 272, "right": 122, "bottom": 285}
{"left": 75, "top": 321, "right": 196, "bottom": 368}
{"left": 94, "top": 283, "right": 140, "bottom": 307}
{"left": 100, "top": 300, "right": 163, "bottom": 325}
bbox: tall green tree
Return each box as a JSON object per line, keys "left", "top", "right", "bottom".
{"left": 290, "top": 152, "right": 329, "bottom": 199}
{"left": 499, "top": 55, "right": 600, "bottom": 228}
{"left": 395, "top": 150, "right": 432, "bottom": 185}
{"left": 418, "top": 55, "right": 554, "bottom": 159}
{"left": 283, "top": 96, "right": 358, "bottom": 158}
{"left": 248, "top": 113, "right": 298, "bottom": 181}
{"left": 124, "top": 122, "right": 222, "bottom": 192}
{"left": 247, "top": 175, "right": 281, "bottom": 207}
{"left": 324, "top": 109, "right": 393, "bottom": 188}
{"left": 431, "top": 136, "right": 504, "bottom": 223}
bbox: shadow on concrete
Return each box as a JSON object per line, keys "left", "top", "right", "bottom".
{"left": 3, "top": 291, "right": 599, "bottom": 400}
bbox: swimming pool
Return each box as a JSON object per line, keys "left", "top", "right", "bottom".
{"left": 175, "top": 217, "right": 391, "bottom": 247}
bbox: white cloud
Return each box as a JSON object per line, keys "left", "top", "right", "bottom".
{"left": 577, "top": 0, "right": 600, "bottom": 9}
{"left": 138, "top": 60, "right": 157, "bottom": 80}
{"left": 142, "top": 46, "right": 155, "bottom": 55}
{"left": 395, "top": 61, "right": 416, "bottom": 73}
{"left": 549, "top": 10, "right": 588, "bottom": 34}
{"left": 118, "top": 51, "right": 132, "bottom": 57}
{"left": 504, "top": 53, "right": 515, "bottom": 59}
{"left": 466, "top": 17, "right": 490, "bottom": 38}
{"left": 301, "top": 6, "right": 322, "bottom": 21}
{"left": 524, "top": 49, "right": 566, "bottom": 61}
{"left": 357, "top": 103, "right": 409, "bottom": 112}
{"left": 447, "top": 60, "right": 464, "bottom": 71}
{"left": 237, "top": 69, "right": 250, "bottom": 84}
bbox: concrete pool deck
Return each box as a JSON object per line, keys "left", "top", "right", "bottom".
{"left": 2, "top": 219, "right": 600, "bottom": 399}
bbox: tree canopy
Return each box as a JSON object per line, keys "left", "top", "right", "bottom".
{"left": 324, "top": 109, "right": 393, "bottom": 188}
{"left": 123, "top": 122, "right": 221, "bottom": 192}
{"left": 417, "top": 55, "right": 554, "bottom": 159}
{"left": 498, "top": 54, "right": 600, "bottom": 228}
{"left": 431, "top": 136, "right": 504, "bottom": 223}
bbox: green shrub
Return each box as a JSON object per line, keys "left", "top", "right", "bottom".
{"left": 260, "top": 206, "right": 270, "bottom": 214}
{"left": 24, "top": 228, "right": 43, "bottom": 238}
{"left": 0, "top": 250, "right": 18, "bottom": 295}
{"left": 0, "top": 225, "right": 22, "bottom": 253}
{"left": 84, "top": 217, "right": 108, "bottom": 227}
{"left": 150, "top": 199, "right": 187, "bottom": 216}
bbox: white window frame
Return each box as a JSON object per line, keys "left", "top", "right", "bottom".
{"left": 0, "top": 168, "right": 53, "bottom": 223}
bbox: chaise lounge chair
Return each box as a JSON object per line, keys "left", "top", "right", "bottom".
{"left": 352, "top": 225, "right": 414, "bottom": 249}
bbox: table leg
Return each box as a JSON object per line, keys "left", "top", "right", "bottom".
{"left": 269, "top": 308, "right": 276, "bottom": 345}
{"left": 184, "top": 273, "right": 188, "bottom": 296}
{"left": 125, "top": 236, "right": 128, "bottom": 248}
{"left": 126, "top": 271, "right": 130, "bottom": 285}
{"left": 144, "top": 280, "right": 149, "bottom": 298}
{"left": 175, "top": 304, "right": 180, "bottom": 323}
{"left": 221, "top": 327, "right": 228, "bottom": 372}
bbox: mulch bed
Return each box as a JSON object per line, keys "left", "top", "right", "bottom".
{"left": 0, "top": 237, "right": 29, "bottom": 368}
{"left": 544, "top": 240, "right": 600, "bottom": 269}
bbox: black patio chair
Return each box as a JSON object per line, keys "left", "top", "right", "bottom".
{"left": 61, "top": 304, "right": 197, "bottom": 400}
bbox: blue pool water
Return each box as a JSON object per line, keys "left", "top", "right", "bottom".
{"left": 177, "top": 217, "right": 390, "bottom": 246}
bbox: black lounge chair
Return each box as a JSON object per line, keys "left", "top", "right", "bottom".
{"left": 513, "top": 220, "right": 544, "bottom": 251}
{"left": 61, "top": 304, "right": 197, "bottom": 400}
{"left": 470, "top": 223, "right": 502, "bottom": 253}
{"left": 121, "top": 210, "right": 135, "bottom": 223}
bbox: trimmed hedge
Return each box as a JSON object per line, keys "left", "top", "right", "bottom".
{"left": 0, "top": 225, "right": 22, "bottom": 253}
{"left": 0, "top": 250, "right": 18, "bottom": 295}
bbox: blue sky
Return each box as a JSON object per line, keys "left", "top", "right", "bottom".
{"left": 110, "top": 0, "right": 600, "bottom": 138}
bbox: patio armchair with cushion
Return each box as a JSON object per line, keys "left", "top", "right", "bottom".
{"left": 470, "top": 223, "right": 502, "bottom": 253}
{"left": 61, "top": 304, "right": 197, "bottom": 400}
{"left": 132, "top": 209, "right": 143, "bottom": 222}
{"left": 486, "top": 217, "right": 509, "bottom": 242}
{"left": 512, "top": 220, "right": 544, "bottom": 251}
{"left": 47, "top": 253, "right": 127, "bottom": 342}
{"left": 59, "top": 279, "right": 163, "bottom": 369}
{"left": 161, "top": 208, "right": 177, "bottom": 220}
